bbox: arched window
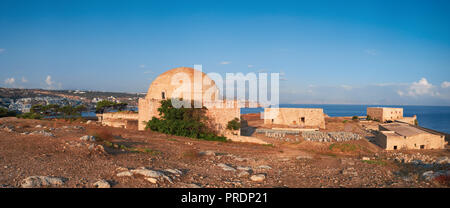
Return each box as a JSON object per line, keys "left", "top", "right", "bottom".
{"left": 161, "top": 92, "right": 166, "bottom": 99}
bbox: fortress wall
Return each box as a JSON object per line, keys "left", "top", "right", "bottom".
{"left": 263, "top": 108, "right": 325, "bottom": 129}
{"left": 367, "top": 107, "right": 403, "bottom": 122}
{"left": 206, "top": 105, "right": 240, "bottom": 136}
{"left": 101, "top": 112, "right": 138, "bottom": 120}
{"left": 138, "top": 98, "right": 161, "bottom": 130}
{"left": 100, "top": 112, "right": 139, "bottom": 129}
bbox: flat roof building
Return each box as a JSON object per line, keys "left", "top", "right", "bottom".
{"left": 374, "top": 123, "right": 446, "bottom": 150}
{"left": 367, "top": 107, "right": 403, "bottom": 122}
{"left": 264, "top": 108, "right": 326, "bottom": 129}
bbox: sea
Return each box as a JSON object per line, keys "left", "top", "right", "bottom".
{"left": 240, "top": 104, "right": 450, "bottom": 134}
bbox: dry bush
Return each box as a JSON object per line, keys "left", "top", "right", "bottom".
{"left": 182, "top": 149, "right": 201, "bottom": 160}
{"left": 434, "top": 175, "right": 450, "bottom": 186}
{"left": 88, "top": 128, "right": 115, "bottom": 142}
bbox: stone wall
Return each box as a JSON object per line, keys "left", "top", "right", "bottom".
{"left": 367, "top": 107, "right": 403, "bottom": 122}
{"left": 206, "top": 103, "right": 240, "bottom": 136}
{"left": 263, "top": 108, "right": 326, "bottom": 129}
{"left": 100, "top": 112, "right": 139, "bottom": 129}
{"left": 395, "top": 115, "right": 417, "bottom": 125}
{"left": 138, "top": 98, "right": 161, "bottom": 131}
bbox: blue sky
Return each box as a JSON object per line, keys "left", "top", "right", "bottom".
{"left": 1, "top": 0, "right": 450, "bottom": 105}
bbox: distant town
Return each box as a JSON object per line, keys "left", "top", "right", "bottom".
{"left": 0, "top": 88, "right": 145, "bottom": 114}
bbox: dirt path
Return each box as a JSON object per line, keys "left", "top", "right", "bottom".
{"left": 0, "top": 117, "right": 448, "bottom": 188}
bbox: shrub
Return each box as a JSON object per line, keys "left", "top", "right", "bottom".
{"left": 226, "top": 117, "right": 240, "bottom": 130}
{"left": 91, "top": 129, "right": 114, "bottom": 142}
{"left": 366, "top": 115, "right": 372, "bottom": 121}
{"left": 145, "top": 99, "right": 227, "bottom": 142}
{"left": 16, "top": 112, "right": 42, "bottom": 120}
{"left": 0, "top": 107, "right": 16, "bottom": 118}
{"left": 352, "top": 116, "right": 359, "bottom": 121}
{"left": 343, "top": 120, "right": 348, "bottom": 123}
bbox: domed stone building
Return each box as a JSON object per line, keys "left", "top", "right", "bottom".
{"left": 144, "top": 67, "right": 219, "bottom": 103}
{"left": 138, "top": 67, "right": 240, "bottom": 134}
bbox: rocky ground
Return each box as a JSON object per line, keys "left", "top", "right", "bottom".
{"left": 0, "top": 117, "right": 448, "bottom": 188}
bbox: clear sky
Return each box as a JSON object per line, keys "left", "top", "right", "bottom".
{"left": 1, "top": 0, "right": 449, "bottom": 105}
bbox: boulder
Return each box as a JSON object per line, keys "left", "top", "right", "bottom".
{"left": 21, "top": 176, "right": 65, "bottom": 188}
{"left": 257, "top": 165, "right": 272, "bottom": 170}
{"left": 145, "top": 177, "right": 158, "bottom": 184}
{"left": 435, "top": 156, "right": 449, "bottom": 164}
{"left": 217, "top": 163, "right": 236, "bottom": 172}
{"left": 131, "top": 168, "right": 165, "bottom": 178}
{"left": 93, "top": 180, "right": 111, "bottom": 188}
{"left": 238, "top": 171, "right": 250, "bottom": 177}
{"left": 116, "top": 171, "right": 133, "bottom": 177}
{"left": 250, "top": 174, "right": 266, "bottom": 182}
{"left": 80, "top": 135, "right": 96, "bottom": 142}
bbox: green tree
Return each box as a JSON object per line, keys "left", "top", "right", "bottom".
{"left": 145, "top": 99, "right": 226, "bottom": 142}
{"left": 95, "top": 100, "right": 128, "bottom": 113}
{"left": 227, "top": 117, "right": 240, "bottom": 130}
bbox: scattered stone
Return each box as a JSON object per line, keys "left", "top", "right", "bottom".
{"left": 131, "top": 167, "right": 165, "bottom": 178}
{"left": 185, "top": 183, "right": 202, "bottom": 188}
{"left": 296, "top": 155, "right": 313, "bottom": 160}
{"left": 30, "top": 130, "right": 55, "bottom": 137}
{"left": 422, "top": 170, "right": 450, "bottom": 181}
{"left": 217, "top": 163, "right": 236, "bottom": 172}
{"left": 93, "top": 180, "right": 111, "bottom": 188}
{"left": 116, "top": 167, "right": 128, "bottom": 172}
{"left": 145, "top": 177, "right": 158, "bottom": 184}
{"left": 21, "top": 176, "right": 65, "bottom": 188}
{"left": 238, "top": 171, "right": 250, "bottom": 177}
{"left": 237, "top": 166, "right": 252, "bottom": 172}
{"left": 435, "top": 156, "right": 449, "bottom": 164}
{"left": 199, "top": 150, "right": 216, "bottom": 156}
{"left": 116, "top": 171, "right": 133, "bottom": 177}
{"left": 341, "top": 167, "right": 358, "bottom": 177}
{"left": 88, "top": 144, "right": 105, "bottom": 153}
{"left": 250, "top": 174, "right": 266, "bottom": 182}
{"left": 362, "top": 157, "right": 370, "bottom": 161}
{"left": 86, "top": 120, "right": 92, "bottom": 124}
{"left": 80, "top": 135, "right": 96, "bottom": 142}
{"left": 35, "top": 125, "right": 42, "bottom": 128}
{"left": 165, "top": 168, "right": 183, "bottom": 176}
{"left": 257, "top": 165, "right": 272, "bottom": 170}
{"left": 162, "top": 175, "right": 173, "bottom": 183}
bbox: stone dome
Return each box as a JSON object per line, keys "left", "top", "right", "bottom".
{"left": 146, "top": 67, "right": 219, "bottom": 102}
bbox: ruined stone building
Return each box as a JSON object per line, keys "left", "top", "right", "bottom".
{"left": 137, "top": 67, "right": 240, "bottom": 135}
{"left": 98, "top": 112, "right": 138, "bottom": 130}
{"left": 367, "top": 107, "right": 403, "bottom": 122}
{"left": 374, "top": 123, "right": 446, "bottom": 150}
{"left": 263, "top": 108, "right": 326, "bottom": 129}
{"left": 367, "top": 107, "right": 417, "bottom": 124}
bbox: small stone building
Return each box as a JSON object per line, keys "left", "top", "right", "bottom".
{"left": 374, "top": 123, "right": 446, "bottom": 150}
{"left": 367, "top": 107, "right": 403, "bottom": 122}
{"left": 263, "top": 108, "right": 326, "bottom": 129}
